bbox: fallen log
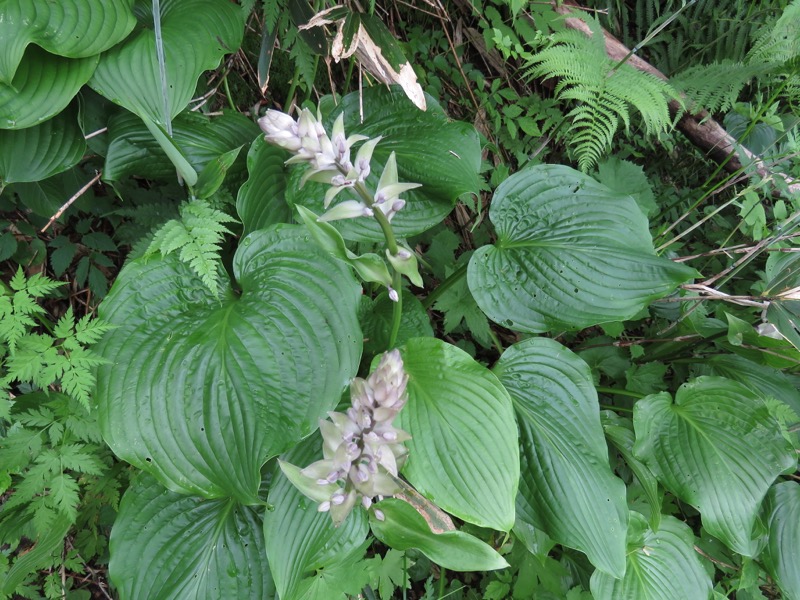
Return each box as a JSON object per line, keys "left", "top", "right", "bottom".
{"left": 553, "top": 0, "right": 800, "bottom": 196}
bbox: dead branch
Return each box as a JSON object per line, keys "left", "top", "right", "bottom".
{"left": 554, "top": 0, "right": 800, "bottom": 196}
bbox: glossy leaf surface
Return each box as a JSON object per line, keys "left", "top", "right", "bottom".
{"left": 0, "top": 47, "right": 97, "bottom": 129}
{"left": 109, "top": 473, "right": 272, "bottom": 600}
{"left": 397, "top": 338, "right": 518, "bottom": 531}
{"left": 468, "top": 165, "right": 697, "bottom": 333}
{"left": 95, "top": 226, "right": 362, "bottom": 503}
{"left": 236, "top": 136, "right": 292, "bottom": 235}
{"left": 494, "top": 338, "right": 628, "bottom": 576}
{"left": 287, "top": 86, "right": 480, "bottom": 241}
{"left": 89, "top": 0, "right": 243, "bottom": 124}
{"left": 0, "top": 0, "right": 136, "bottom": 84}
{"left": 264, "top": 439, "right": 369, "bottom": 600}
{"left": 763, "top": 482, "right": 800, "bottom": 600}
{"left": 0, "top": 107, "right": 86, "bottom": 185}
{"left": 104, "top": 111, "right": 257, "bottom": 183}
{"left": 369, "top": 498, "right": 508, "bottom": 572}
{"left": 590, "top": 513, "right": 712, "bottom": 600}
{"left": 633, "top": 377, "right": 796, "bottom": 556}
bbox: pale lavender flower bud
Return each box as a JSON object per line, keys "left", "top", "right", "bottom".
{"left": 318, "top": 501, "right": 331, "bottom": 512}
{"left": 383, "top": 430, "right": 398, "bottom": 441}
{"left": 374, "top": 509, "right": 385, "bottom": 521}
{"left": 388, "top": 287, "right": 399, "bottom": 302}
{"left": 331, "top": 490, "right": 347, "bottom": 505}
{"left": 362, "top": 496, "right": 373, "bottom": 509}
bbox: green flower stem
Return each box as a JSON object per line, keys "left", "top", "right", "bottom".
{"left": 596, "top": 386, "right": 645, "bottom": 399}
{"left": 421, "top": 263, "right": 468, "bottom": 310}
{"left": 389, "top": 270, "right": 403, "bottom": 347}
{"left": 353, "top": 181, "right": 399, "bottom": 256}
{"left": 351, "top": 180, "right": 403, "bottom": 349}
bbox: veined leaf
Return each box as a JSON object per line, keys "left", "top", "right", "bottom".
{"left": 468, "top": 165, "right": 697, "bottom": 333}
{"left": 0, "top": 46, "right": 97, "bottom": 129}
{"left": 0, "top": 0, "right": 136, "bottom": 84}
{"left": 94, "top": 226, "right": 362, "bottom": 503}
{"left": 104, "top": 110, "right": 258, "bottom": 183}
{"left": 287, "top": 86, "right": 480, "bottom": 241}
{"left": 397, "top": 338, "right": 519, "bottom": 531}
{"left": 264, "top": 438, "right": 369, "bottom": 600}
{"left": 0, "top": 106, "right": 86, "bottom": 185}
{"left": 236, "top": 136, "right": 292, "bottom": 235}
{"left": 590, "top": 512, "right": 712, "bottom": 600}
{"left": 494, "top": 337, "right": 628, "bottom": 577}
{"left": 89, "top": 0, "right": 243, "bottom": 125}
{"left": 369, "top": 498, "right": 508, "bottom": 572}
{"left": 633, "top": 377, "right": 796, "bottom": 556}
{"left": 762, "top": 481, "right": 800, "bottom": 600}
{"left": 109, "top": 473, "right": 273, "bottom": 600}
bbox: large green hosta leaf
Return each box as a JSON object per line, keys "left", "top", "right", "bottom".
{"left": 236, "top": 136, "right": 292, "bottom": 236}
{"left": 264, "top": 439, "right": 369, "bottom": 600}
{"left": 397, "top": 338, "right": 518, "bottom": 531}
{"left": 0, "top": 46, "right": 97, "bottom": 129}
{"left": 590, "top": 512, "right": 712, "bottom": 600}
{"left": 0, "top": 107, "right": 86, "bottom": 185}
{"left": 103, "top": 110, "right": 258, "bottom": 183}
{"left": 494, "top": 338, "right": 628, "bottom": 577}
{"left": 89, "top": 0, "right": 243, "bottom": 125}
{"left": 287, "top": 86, "right": 480, "bottom": 241}
{"left": 763, "top": 482, "right": 800, "bottom": 600}
{"left": 95, "top": 226, "right": 362, "bottom": 503}
{"left": 0, "top": 0, "right": 136, "bottom": 84}
{"left": 633, "top": 377, "right": 796, "bottom": 556}
{"left": 109, "top": 473, "right": 273, "bottom": 600}
{"left": 467, "top": 165, "right": 697, "bottom": 333}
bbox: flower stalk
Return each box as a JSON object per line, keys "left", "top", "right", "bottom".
{"left": 279, "top": 350, "right": 411, "bottom": 526}
{"left": 258, "top": 107, "right": 422, "bottom": 317}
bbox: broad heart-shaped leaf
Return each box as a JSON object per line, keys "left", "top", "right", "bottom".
{"left": 0, "top": 46, "right": 97, "bottom": 129}
{"left": 494, "top": 338, "right": 628, "bottom": 577}
{"left": 396, "top": 338, "right": 518, "bottom": 531}
{"left": 0, "top": 0, "right": 136, "bottom": 84}
{"left": 703, "top": 354, "right": 800, "bottom": 417}
{"left": 264, "top": 437, "right": 369, "bottom": 600}
{"left": 109, "top": 473, "right": 273, "bottom": 600}
{"left": 763, "top": 482, "right": 800, "bottom": 600}
{"left": 0, "top": 106, "right": 86, "bottom": 185}
{"left": 104, "top": 110, "right": 258, "bottom": 184}
{"left": 590, "top": 512, "right": 712, "bottom": 600}
{"left": 467, "top": 164, "right": 697, "bottom": 333}
{"left": 236, "top": 136, "right": 292, "bottom": 236}
{"left": 287, "top": 86, "right": 481, "bottom": 241}
{"left": 94, "top": 226, "right": 362, "bottom": 503}
{"left": 369, "top": 498, "right": 509, "bottom": 572}
{"left": 89, "top": 0, "right": 243, "bottom": 125}
{"left": 633, "top": 377, "right": 797, "bottom": 556}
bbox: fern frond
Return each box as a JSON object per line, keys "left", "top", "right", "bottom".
{"left": 145, "top": 199, "right": 237, "bottom": 296}
{"left": 747, "top": 0, "right": 800, "bottom": 67}
{"left": 525, "top": 16, "right": 676, "bottom": 171}
{"left": 671, "top": 60, "right": 763, "bottom": 114}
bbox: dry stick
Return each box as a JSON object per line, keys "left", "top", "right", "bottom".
{"left": 552, "top": 0, "right": 800, "bottom": 197}
{"left": 40, "top": 171, "right": 103, "bottom": 233}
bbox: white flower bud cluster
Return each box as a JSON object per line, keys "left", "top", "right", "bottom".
{"left": 298, "top": 349, "right": 411, "bottom": 525}
{"left": 258, "top": 108, "right": 420, "bottom": 223}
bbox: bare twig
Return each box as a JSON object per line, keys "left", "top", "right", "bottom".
{"left": 40, "top": 171, "right": 103, "bottom": 233}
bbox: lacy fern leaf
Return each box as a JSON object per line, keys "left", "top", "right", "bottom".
{"left": 671, "top": 60, "right": 763, "bottom": 114}
{"left": 145, "top": 199, "right": 237, "bottom": 296}
{"left": 525, "top": 17, "right": 677, "bottom": 171}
